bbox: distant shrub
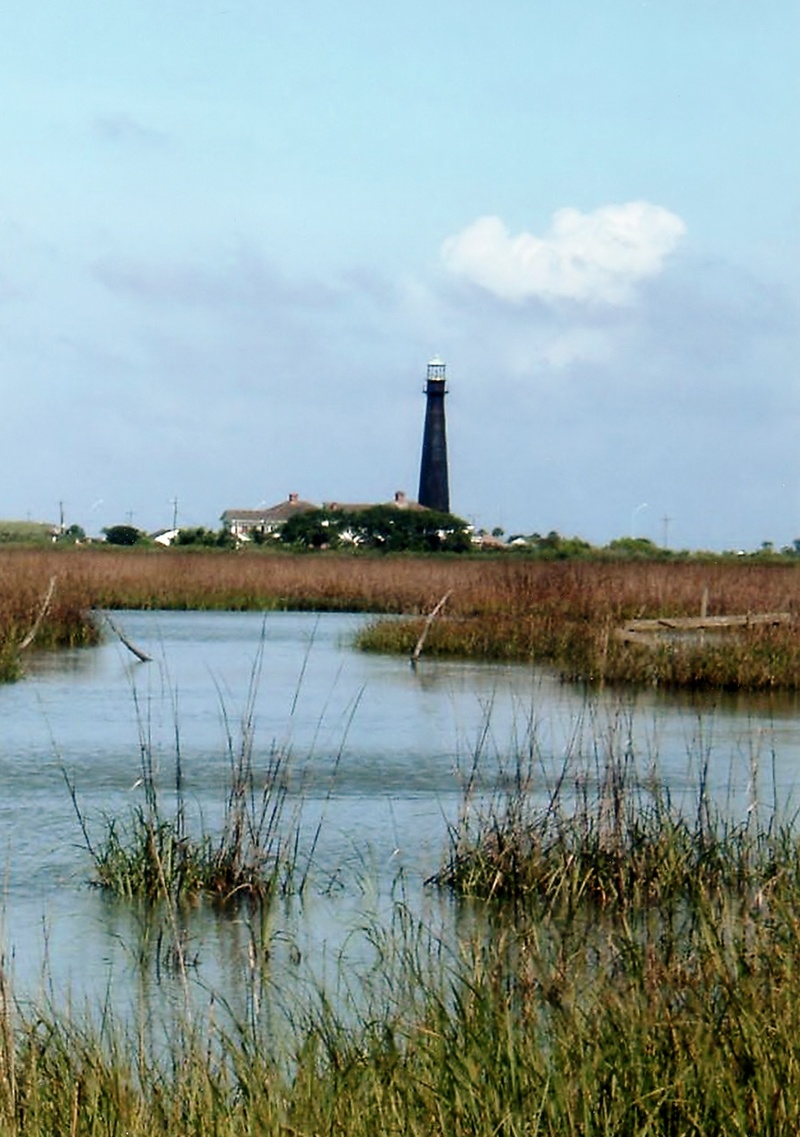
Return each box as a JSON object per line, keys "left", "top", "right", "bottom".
{"left": 511, "top": 531, "right": 595, "bottom": 559}
{"left": 604, "top": 536, "right": 665, "bottom": 560}
{"left": 175, "top": 527, "right": 234, "bottom": 548}
{"left": 103, "top": 525, "right": 146, "bottom": 546}
{"left": 280, "top": 510, "right": 338, "bottom": 549}
{"left": 54, "top": 524, "right": 86, "bottom": 544}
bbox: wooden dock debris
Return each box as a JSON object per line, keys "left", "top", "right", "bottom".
{"left": 616, "top": 612, "right": 792, "bottom": 645}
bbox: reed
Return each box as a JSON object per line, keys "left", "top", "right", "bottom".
{"left": 431, "top": 735, "right": 797, "bottom": 915}
{"left": 5, "top": 846, "right": 800, "bottom": 1133}
{"left": 66, "top": 644, "right": 307, "bottom": 905}
{"left": 357, "top": 558, "right": 800, "bottom": 689}
{"left": 0, "top": 554, "right": 100, "bottom": 680}
{"left": 10, "top": 553, "right": 800, "bottom": 1130}
{"left": 5, "top": 547, "right": 800, "bottom": 688}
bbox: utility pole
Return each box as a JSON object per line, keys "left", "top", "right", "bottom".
{"left": 171, "top": 497, "right": 179, "bottom": 531}
{"left": 662, "top": 515, "right": 672, "bottom": 549}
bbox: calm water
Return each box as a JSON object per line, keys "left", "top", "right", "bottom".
{"left": 3, "top": 610, "right": 800, "bottom": 1013}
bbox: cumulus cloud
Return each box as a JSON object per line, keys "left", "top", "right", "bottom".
{"left": 441, "top": 202, "right": 686, "bottom": 306}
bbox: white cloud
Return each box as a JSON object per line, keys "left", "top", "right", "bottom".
{"left": 441, "top": 202, "right": 686, "bottom": 306}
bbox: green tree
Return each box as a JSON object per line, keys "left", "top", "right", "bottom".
{"left": 176, "top": 527, "right": 234, "bottom": 548}
{"left": 280, "top": 505, "right": 472, "bottom": 552}
{"left": 280, "top": 510, "right": 340, "bottom": 549}
{"left": 55, "top": 524, "right": 86, "bottom": 544}
{"left": 103, "top": 524, "right": 143, "bottom": 546}
{"left": 605, "top": 536, "right": 662, "bottom": 559}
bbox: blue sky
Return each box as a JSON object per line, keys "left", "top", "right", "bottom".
{"left": 1, "top": 1, "right": 798, "bottom": 549}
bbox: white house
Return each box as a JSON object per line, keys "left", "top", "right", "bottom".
{"left": 221, "top": 493, "right": 318, "bottom": 541}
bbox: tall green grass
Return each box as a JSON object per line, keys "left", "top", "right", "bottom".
{"left": 6, "top": 851, "right": 800, "bottom": 1133}
{"left": 66, "top": 647, "right": 311, "bottom": 906}
{"left": 35, "top": 711, "right": 800, "bottom": 1134}
{"left": 11, "top": 723, "right": 800, "bottom": 1132}
{"left": 11, "top": 553, "right": 800, "bottom": 1129}
{"left": 431, "top": 739, "right": 797, "bottom": 912}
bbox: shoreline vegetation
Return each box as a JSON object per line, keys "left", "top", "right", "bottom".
{"left": 8, "top": 741, "right": 800, "bottom": 1132}
{"left": 4, "top": 545, "right": 800, "bottom": 689}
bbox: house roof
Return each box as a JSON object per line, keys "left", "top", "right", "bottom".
{"left": 323, "top": 501, "right": 374, "bottom": 514}
{"left": 222, "top": 492, "right": 431, "bottom": 527}
{"left": 324, "top": 497, "right": 427, "bottom": 514}
{"left": 222, "top": 498, "right": 318, "bottom": 524}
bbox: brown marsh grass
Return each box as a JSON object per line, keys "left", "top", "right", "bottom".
{"left": 5, "top": 546, "right": 800, "bottom": 688}
{"left": 357, "top": 556, "right": 800, "bottom": 690}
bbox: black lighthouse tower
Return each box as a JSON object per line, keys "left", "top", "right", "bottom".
{"left": 417, "top": 357, "right": 450, "bottom": 513}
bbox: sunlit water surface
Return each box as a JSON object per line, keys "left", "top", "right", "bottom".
{"left": 3, "top": 610, "right": 800, "bottom": 1018}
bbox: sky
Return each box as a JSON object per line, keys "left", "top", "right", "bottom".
{"left": 1, "top": 1, "right": 798, "bottom": 551}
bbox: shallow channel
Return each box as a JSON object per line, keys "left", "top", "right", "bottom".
{"left": 2, "top": 609, "right": 800, "bottom": 1015}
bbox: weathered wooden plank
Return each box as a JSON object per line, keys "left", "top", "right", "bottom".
{"left": 624, "top": 613, "right": 791, "bottom": 633}
{"left": 615, "top": 611, "right": 793, "bottom": 644}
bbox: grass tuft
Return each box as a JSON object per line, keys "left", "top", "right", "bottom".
{"left": 67, "top": 645, "right": 307, "bottom": 906}
{"left": 431, "top": 738, "right": 799, "bottom": 916}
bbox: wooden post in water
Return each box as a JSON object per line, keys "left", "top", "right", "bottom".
{"left": 103, "top": 613, "right": 152, "bottom": 663}
{"left": 411, "top": 591, "right": 452, "bottom": 666}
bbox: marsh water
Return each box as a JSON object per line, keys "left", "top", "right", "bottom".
{"left": 4, "top": 610, "right": 800, "bottom": 1017}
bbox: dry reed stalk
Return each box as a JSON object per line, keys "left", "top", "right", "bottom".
{"left": 17, "top": 574, "right": 57, "bottom": 650}
{"left": 0, "top": 965, "right": 15, "bottom": 1117}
